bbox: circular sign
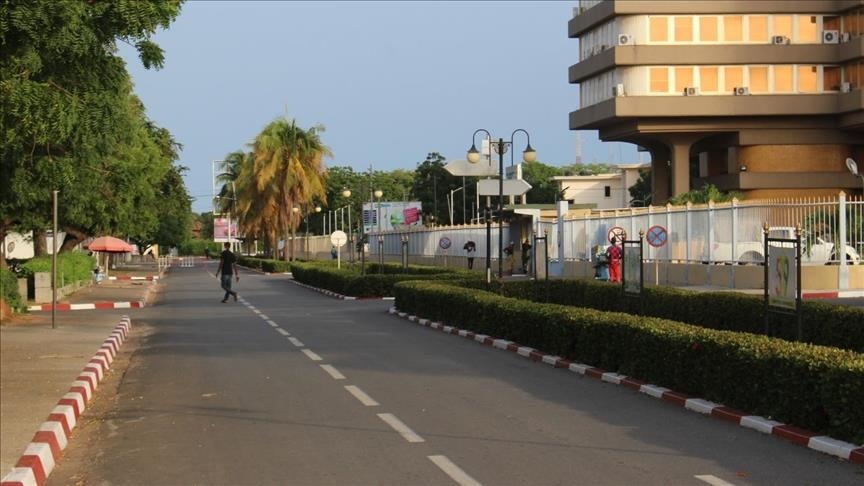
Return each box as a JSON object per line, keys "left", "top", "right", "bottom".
{"left": 646, "top": 225, "right": 668, "bottom": 248}
{"left": 439, "top": 237, "right": 452, "bottom": 250}
{"left": 608, "top": 227, "right": 627, "bottom": 244}
{"left": 330, "top": 230, "right": 348, "bottom": 247}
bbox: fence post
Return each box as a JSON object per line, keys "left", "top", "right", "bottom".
{"left": 839, "top": 192, "right": 848, "bottom": 290}
{"left": 731, "top": 197, "right": 739, "bottom": 288}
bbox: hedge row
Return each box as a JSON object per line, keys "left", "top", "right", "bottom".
{"left": 0, "top": 267, "right": 23, "bottom": 312}
{"left": 289, "top": 261, "right": 480, "bottom": 298}
{"left": 392, "top": 280, "right": 864, "bottom": 444}
{"left": 476, "top": 279, "right": 864, "bottom": 353}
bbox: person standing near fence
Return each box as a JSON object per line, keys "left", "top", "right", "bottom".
{"left": 606, "top": 237, "right": 622, "bottom": 283}
{"left": 463, "top": 240, "right": 476, "bottom": 269}
{"left": 215, "top": 242, "right": 239, "bottom": 302}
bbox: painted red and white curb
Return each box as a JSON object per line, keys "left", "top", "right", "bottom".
{"left": 802, "top": 289, "right": 864, "bottom": 299}
{"left": 0, "top": 317, "right": 133, "bottom": 486}
{"left": 26, "top": 301, "right": 144, "bottom": 312}
{"left": 388, "top": 307, "right": 864, "bottom": 464}
{"left": 291, "top": 280, "right": 394, "bottom": 301}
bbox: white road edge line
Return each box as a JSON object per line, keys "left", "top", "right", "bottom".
{"left": 428, "top": 455, "right": 482, "bottom": 486}
{"left": 345, "top": 385, "right": 379, "bottom": 407}
{"left": 276, "top": 328, "right": 290, "bottom": 336}
{"left": 695, "top": 475, "right": 737, "bottom": 486}
{"left": 377, "top": 413, "right": 425, "bottom": 443}
{"left": 301, "top": 349, "right": 323, "bottom": 361}
{"left": 288, "top": 337, "right": 304, "bottom": 347}
{"left": 320, "top": 364, "right": 346, "bottom": 380}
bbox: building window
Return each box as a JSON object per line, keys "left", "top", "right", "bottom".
{"left": 604, "top": 186, "right": 611, "bottom": 198}
{"left": 748, "top": 16, "right": 768, "bottom": 42}
{"left": 724, "top": 16, "right": 743, "bottom": 41}
{"left": 675, "top": 16, "right": 693, "bottom": 42}
{"left": 650, "top": 67, "right": 669, "bottom": 93}
{"left": 700, "top": 67, "right": 719, "bottom": 92}
{"left": 773, "top": 15, "right": 793, "bottom": 39}
{"left": 724, "top": 66, "right": 744, "bottom": 91}
{"left": 675, "top": 67, "right": 694, "bottom": 92}
{"left": 823, "top": 66, "right": 841, "bottom": 90}
{"left": 774, "top": 66, "right": 793, "bottom": 92}
{"left": 798, "top": 65, "right": 818, "bottom": 92}
{"left": 650, "top": 17, "right": 668, "bottom": 42}
{"left": 796, "top": 15, "right": 818, "bottom": 42}
{"left": 699, "top": 17, "right": 718, "bottom": 41}
{"left": 749, "top": 66, "right": 768, "bottom": 93}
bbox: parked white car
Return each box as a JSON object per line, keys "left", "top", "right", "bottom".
{"left": 701, "top": 226, "right": 861, "bottom": 264}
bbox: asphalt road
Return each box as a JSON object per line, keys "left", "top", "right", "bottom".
{"left": 47, "top": 263, "right": 863, "bottom": 485}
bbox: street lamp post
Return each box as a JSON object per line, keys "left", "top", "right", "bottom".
{"left": 467, "top": 129, "right": 536, "bottom": 284}
{"left": 342, "top": 188, "right": 352, "bottom": 262}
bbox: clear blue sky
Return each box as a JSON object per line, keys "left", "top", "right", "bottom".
{"left": 120, "top": 1, "right": 641, "bottom": 213}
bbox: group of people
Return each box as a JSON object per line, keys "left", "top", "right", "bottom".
{"left": 463, "top": 238, "right": 533, "bottom": 274}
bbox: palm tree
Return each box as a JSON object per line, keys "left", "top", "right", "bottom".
{"left": 251, "top": 117, "right": 331, "bottom": 260}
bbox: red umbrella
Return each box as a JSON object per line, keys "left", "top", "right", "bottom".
{"left": 87, "top": 236, "right": 133, "bottom": 253}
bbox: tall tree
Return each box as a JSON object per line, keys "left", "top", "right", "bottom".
{"left": 411, "top": 152, "right": 458, "bottom": 225}
{"left": 0, "top": 0, "right": 185, "bottom": 259}
{"left": 249, "top": 117, "right": 331, "bottom": 260}
{"left": 521, "top": 160, "right": 563, "bottom": 204}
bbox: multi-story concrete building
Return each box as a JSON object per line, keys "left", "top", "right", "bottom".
{"left": 568, "top": 0, "right": 864, "bottom": 202}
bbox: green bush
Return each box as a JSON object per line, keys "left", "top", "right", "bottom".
{"left": 0, "top": 267, "right": 23, "bottom": 312}
{"left": 21, "top": 251, "right": 96, "bottom": 286}
{"left": 393, "top": 280, "right": 864, "bottom": 444}
{"left": 491, "top": 278, "right": 864, "bottom": 352}
{"left": 289, "top": 261, "right": 480, "bottom": 298}
{"left": 177, "top": 239, "right": 221, "bottom": 257}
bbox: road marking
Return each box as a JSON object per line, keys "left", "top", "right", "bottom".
{"left": 288, "top": 337, "right": 304, "bottom": 347}
{"left": 276, "top": 328, "right": 290, "bottom": 336}
{"left": 345, "top": 385, "right": 379, "bottom": 407}
{"left": 267, "top": 320, "right": 279, "bottom": 327}
{"left": 252, "top": 309, "right": 262, "bottom": 315}
{"left": 320, "top": 364, "right": 345, "bottom": 380}
{"left": 695, "top": 475, "right": 737, "bottom": 486}
{"left": 301, "top": 349, "right": 322, "bottom": 361}
{"left": 377, "top": 413, "right": 424, "bottom": 443}
{"left": 259, "top": 314, "right": 270, "bottom": 320}
{"left": 428, "top": 455, "right": 482, "bottom": 486}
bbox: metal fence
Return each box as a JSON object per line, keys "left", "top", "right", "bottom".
{"left": 293, "top": 194, "right": 863, "bottom": 269}
{"left": 540, "top": 193, "right": 863, "bottom": 265}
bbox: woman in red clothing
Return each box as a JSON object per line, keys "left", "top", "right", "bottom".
{"left": 605, "top": 237, "right": 623, "bottom": 283}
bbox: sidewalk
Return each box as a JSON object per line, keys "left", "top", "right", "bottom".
{"left": 0, "top": 266, "right": 160, "bottom": 479}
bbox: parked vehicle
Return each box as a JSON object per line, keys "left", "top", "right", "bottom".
{"left": 700, "top": 226, "right": 861, "bottom": 264}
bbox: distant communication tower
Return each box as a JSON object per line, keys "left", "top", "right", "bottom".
{"left": 574, "top": 132, "right": 583, "bottom": 164}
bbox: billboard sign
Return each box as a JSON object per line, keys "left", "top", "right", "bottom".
{"left": 214, "top": 217, "right": 238, "bottom": 243}
{"left": 363, "top": 201, "right": 423, "bottom": 233}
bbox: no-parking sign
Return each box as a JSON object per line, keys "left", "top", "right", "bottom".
{"left": 646, "top": 225, "right": 668, "bottom": 248}
{"left": 608, "top": 227, "right": 627, "bottom": 244}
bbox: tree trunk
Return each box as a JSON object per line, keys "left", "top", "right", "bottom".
{"left": 33, "top": 229, "right": 47, "bottom": 256}
{"left": 61, "top": 227, "right": 86, "bottom": 252}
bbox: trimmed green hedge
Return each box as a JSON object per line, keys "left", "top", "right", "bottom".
{"left": 21, "top": 251, "right": 96, "bottom": 286}
{"left": 478, "top": 279, "right": 864, "bottom": 353}
{"left": 289, "top": 261, "right": 480, "bottom": 298}
{"left": 393, "top": 280, "right": 864, "bottom": 444}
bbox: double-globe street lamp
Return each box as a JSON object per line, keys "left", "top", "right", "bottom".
{"left": 467, "top": 129, "right": 535, "bottom": 285}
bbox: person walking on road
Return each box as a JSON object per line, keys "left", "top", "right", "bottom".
{"left": 215, "top": 242, "right": 239, "bottom": 302}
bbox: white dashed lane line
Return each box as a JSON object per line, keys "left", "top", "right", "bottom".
{"left": 320, "top": 364, "right": 346, "bottom": 380}
{"left": 266, "top": 320, "right": 278, "bottom": 327}
{"left": 345, "top": 385, "right": 380, "bottom": 407}
{"left": 259, "top": 314, "right": 270, "bottom": 320}
{"left": 288, "top": 337, "right": 304, "bottom": 347}
{"left": 276, "top": 328, "right": 291, "bottom": 336}
{"left": 301, "top": 349, "right": 323, "bottom": 361}
{"left": 377, "top": 413, "right": 425, "bottom": 443}
{"left": 695, "top": 475, "right": 737, "bottom": 486}
{"left": 428, "top": 455, "right": 482, "bottom": 486}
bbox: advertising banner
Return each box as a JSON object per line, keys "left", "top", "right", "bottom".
{"left": 363, "top": 201, "right": 423, "bottom": 233}
{"left": 213, "top": 217, "right": 238, "bottom": 243}
{"left": 768, "top": 245, "right": 797, "bottom": 310}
